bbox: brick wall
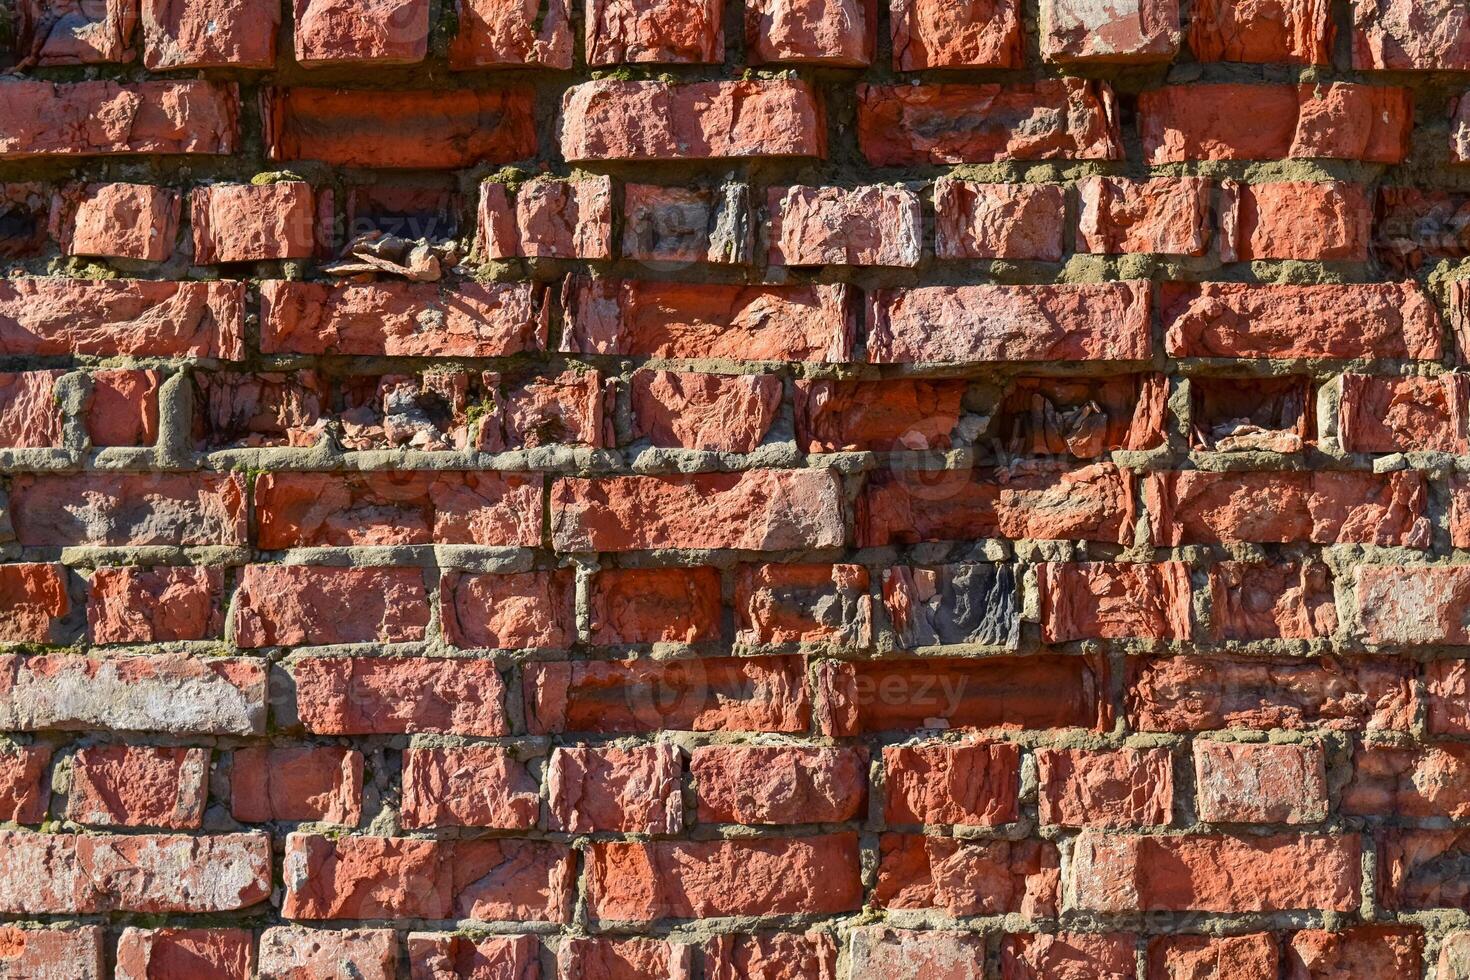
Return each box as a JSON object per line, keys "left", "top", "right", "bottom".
{"left": 1, "top": 0, "right": 1469, "bottom": 976}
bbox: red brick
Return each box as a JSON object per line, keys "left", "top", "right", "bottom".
{"left": 1146, "top": 470, "right": 1429, "bottom": 547}
{"left": 561, "top": 79, "right": 824, "bottom": 161}
{"left": 0, "top": 278, "right": 244, "bottom": 359}
{"left": 736, "top": 563, "right": 871, "bottom": 646}
{"left": 115, "top": 928, "right": 254, "bottom": 980}
{"left": 821, "top": 655, "right": 1106, "bottom": 735}
{"left": 630, "top": 370, "right": 782, "bottom": 452}
{"left": 293, "top": 0, "right": 429, "bottom": 65}
{"left": 282, "top": 833, "right": 573, "bottom": 922}
{"left": 0, "top": 563, "right": 68, "bottom": 644}
{"left": 889, "top": 0, "right": 1022, "bottom": 68}
{"left": 883, "top": 742, "right": 1018, "bottom": 827}
{"left": 1356, "top": 566, "right": 1470, "bottom": 645}
{"left": 586, "top": 835, "right": 861, "bottom": 922}
{"left": 481, "top": 175, "right": 613, "bottom": 260}
{"left": 621, "top": 183, "right": 753, "bottom": 264}
{"left": 1147, "top": 934, "right": 1280, "bottom": 980}
{"left": 407, "top": 934, "right": 540, "bottom": 980}
{"left": 551, "top": 470, "right": 845, "bottom": 552}
{"left": 1382, "top": 829, "right": 1470, "bottom": 910}
{"left": 52, "top": 182, "right": 180, "bottom": 261}
{"left": 1344, "top": 744, "right": 1470, "bottom": 819}
{"left": 1451, "top": 97, "right": 1470, "bottom": 164}
{"left": 1340, "top": 374, "right": 1467, "bottom": 453}
{"left": 87, "top": 369, "right": 160, "bottom": 447}
{"left": 883, "top": 563, "right": 1019, "bottom": 648}
{"left": 141, "top": 0, "right": 278, "bottom": 68}
{"left": 526, "top": 656, "right": 808, "bottom": 734}
{"left": 1442, "top": 933, "right": 1470, "bottom": 980}
{"left": 562, "top": 278, "right": 853, "bottom": 361}
{"left": 705, "top": 932, "right": 837, "bottom": 980}
{"left": 264, "top": 87, "right": 535, "bottom": 168}
{"left": 1037, "top": 747, "right": 1173, "bottom": 829}
{"left": 585, "top": 0, "right": 721, "bottom": 63}
{"left": 233, "top": 565, "right": 429, "bottom": 648}
{"left": 1072, "top": 831, "right": 1360, "bottom": 913}
{"left": 0, "top": 925, "right": 103, "bottom": 980}
{"left": 1127, "top": 655, "right": 1413, "bottom": 732}
{"left": 441, "top": 570, "right": 574, "bottom": 650}
{"left": 548, "top": 744, "right": 683, "bottom": 834}
{"left": 402, "top": 746, "right": 539, "bottom": 830}
{"left": 858, "top": 79, "right": 1122, "bottom": 165}
{"left": 1077, "top": 175, "right": 1209, "bottom": 255}
{"left": 795, "top": 377, "right": 967, "bottom": 453}
{"left": 68, "top": 745, "right": 208, "bottom": 830}
{"left": 1427, "top": 659, "right": 1470, "bottom": 734}
{"left": 1354, "top": 0, "right": 1470, "bottom": 69}
{"left": 747, "top": 0, "right": 874, "bottom": 65}
{"left": 692, "top": 745, "right": 864, "bottom": 824}
{"left": 868, "top": 282, "right": 1151, "bottom": 363}
{"left": 1194, "top": 741, "right": 1327, "bottom": 824}
{"left": 1287, "top": 926, "right": 1422, "bottom": 980}
{"left": 588, "top": 567, "right": 723, "bottom": 645}
{"left": 0, "top": 746, "right": 49, "bottom": 824}
{"left": 0, "top": 653, "right": 266, "bottom": 736}
{"left": 1453, "top": 478, "right": 1470, "bottom": 549}
{"left": 1002, "top": 933, "right": 1136, "bottom": 980}
{"left": 231, "top": 746, "right": 362, "bottom": 825}
{"left": 294, "top": 657, "right": 506, "bottom": 736}
{"left": 1372, "top": 187, "right": 1470, "bottom": 274}
{"left": 1188, "top": 0, "right": 1331, "bottom": 63}
{"left": 479, "top": 368, "right": 611, "bottom": 451}
{"left": 1190, "top": 375, "right": 1311, "bottom": 452}
{"left": 560, "top": 938, "right": 692, "bottom": 980}
{"left": 1001, "top": 373, "right": 1167, "bottom": 456}
{"left": 933, "top": 180, "right": 1066, "bottom": 261}
{"left": 1054, "top": 1, "right": 1180, "bottom": 61}
{"left": 14, "top": 0, "right": 136, "bottom": 66}
{"left": 11, "top": 472, "right": 246, "bottom": 547}
{"left": 191, "top": 182, "right": 315, "bottom": 264}
{"left": 1162, "top": 281, "right": 1440, "bottom": 360}
{"left": 0, "top": 80, "right": 238, "bottom": 158}
{"left": 192, "top": 371, "right": 327, "bottom": 449}
{"left": 1039, "top": 562, "right": 1193, "bottom": 642}
{"left": 858, "top": 463, "right": 1135, "bottom": 547}
{"left": 767, "top": 184, "right": 922, "bottom": 267}
{"left": 1139, "top": 82, "right": 1411, "bottom": 164}
{"left": 875, "top": 834, "right": 1058, "bottom": 917}
{"left": 87, "top": 566, "right": 223, "bottom": 644}
{"left": 258, "top": 927, "right": 396, "bottom": 980}
{"left": 448, "top": 0, "right": 573, "bottom": 67}
{"left": 847, "top": 926, "right": 985, "bottom": 980}
{"left": 1220, "top": 179, "right": 1371, "bottom": 261}
{"left": 260, "top": 279, "right": 546, "bottom": 356}
{"left": 1209, "top": 561, "right": 1337, "bottom": 641}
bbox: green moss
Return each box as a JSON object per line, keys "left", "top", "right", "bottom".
{"left": 251, "top": 170, "right": 306, "bottom": 186}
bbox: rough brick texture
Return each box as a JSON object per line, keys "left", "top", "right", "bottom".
{"left": 0, "top": 0, "right": 1463, "bottom": 967}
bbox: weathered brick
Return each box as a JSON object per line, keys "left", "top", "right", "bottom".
{"left": 52, "top": 182, "right": 180, "bottom": 261}
{"left": 794, "top": 377, "right": 966, "bottom": 453}
{"left": 1340, "top": 374, "right": 1467, "bottom": 453}
{"left": 767, "top": 184, "right": 922, "bottom": 267}
{"left": 547, "top": 744, "right": 683, "bottom": 833}
{"left": 407, "top": 934, "right": 540, "bottom": 980}
{"left": 586, "top": 835, "right": 861, "bottom": 922}
{"left": 441, "top": 570, "right": 575, "bottom": 650}
{"left": 402, "top": 746, "right": 539, "bottom": 830}
{"left": 997, "top": 373, "right": 1167, "bottom": 456}
{"left": 67, "top": 745, "right": 208, "bottom": 829}
{"left": 621, "top": 183, "right": 753, "bottom": 264}
{"left": 294, "top": 657, "right": 506, "bottom": 736}
{"left": 884, "top": 742, "right": 1018, "bottom": 827}
{"left": 874, "top": 834, "right": 1058, "bottom": 917}
{"left": 1382, "top": 829, "right": 1470, "bottom": 910}
{"left": 0, "top": 278, "right": 244, "bottom": 359}
{"left": 551, "top": 470, "right": 845, "bottom": 552}
{"left": 737, "top": 563, "right": 873, "bottom": 646}
{"left": 0, "top": 80, "right": 238, "bottom": 158}
{"left": 1440, "top": 932, "right": 1470, "bottom": 980}
{"left": 87, "top": 369, "right": 160, "bottom": 447}
{"left": 12, "top": 472, "right": 246, "bottom": 547}
{"left": 560, "top": 938, "right": 693, "bottom": 980}
{"left": 1002, "top": 933, "right": 1136, "bottom": 980}
{"left": 0, "top": 746, "right": 49, "bottom": 824}
{"left": 1188, "top": 0, "right": 1331, "bottom": 63}
{"left": 1193, "top": 741, "right": 1328, "bottom": 824}
{"left": 258, "top": 927, "right": 396, "bottom": 980}
{"left": 585, "top": 0, "right": 721, "bottom": 63}
{"left": 1146, "top": 470, "right": 1429, "bottom": 547}
{"left": 0, "top": 925, "right": 104, "bottom": 980}
{"left": 588, "top": 567, "right": 723, "bottom": 645}
{"left": 1220, "top": 179, "right": 1371, "bottom": 261}
{"left": 1139, "top": 83, "right": 1411, "bottom": 163}
{"left": 231, "top": 746, "right": 362, "bottom": 825}
{"left": 933, "top": 180, "right": 1066, "bottom": 261}
{"left": 1209, "top": 561, "right": 1337, "bottom": 641}
{"left": 747, "top": 0, "right": 873, "bottom": 65}
{"left": 847, "top": 926, "right": 985, "bottom": 980}
{"left": 233, "top": 565, "right": 430, "bottom": 648}
{"left": 1373, "top": 187, "right": 1470, "bottom": 273}
{"left": 526, "top": 656, "right": 808, "bottom": 734}
{"left": 704, "top": 932, "right": 837, "bottom": 980}
{"left": 87, "top": 566, "right": 222, "bottom": 644}
{"left": 1288, "top": 927, "right": 1421, "bottom": 980}
{"left": 889, "top": 0, "right": 1022, "bottom": 69}
{"left": 1356, "top": 566, "right": 1470, "bottom": 645}
{"left": 1190, "top": 375, "right": 1311, "bottom": 452}
{"left": 449, "top": 0, "right": 572, "bottom": 67}
{"left": 191, "top": 182, "right": 316, "bottom": 264}
{"left": 882, "top": 563, "right": 1018, "bottom": 648}
{"left": 294, "top": 0, "right": 429, "bottom": 65}
{"left": 1128, "top": 655, "right": 1413, "bottom": 732}
{"left": 115, "top": 928, "right": 254, "bottom": 980}
{"left": 192, "top": 371, "right": 327, "bottom": 449}
{"left": 630, "top": 370, "right": 782, "bottom": 452}
{"left": 1344, "top": 744, "right": 1470, "bottom": 819}
{"left": 1147, "top": 934, "right": 1280, "bottom": 980}
{"left": 1077, "top": 175, "right": 1210, "bottom": 255}
{"left": 15, "top": 0, "right": 136, "bottom": 66}
{"left": 1039, "top": 562, "right": 1193, "bottom": 642}
{"left": 480, "top": 175, "right": 613, "bottom": 260}
{"left": 0, "top": 563, "right": 69, "bottom": 644}
{"left": 0, "top": 182, "right": 49, "bottom": 257}
{"left": 1354, "top": 0, "right": 1470, "bottom": 69}
{"left": 1071, "top": 831, "right": 1360, "bottom": 913}
{"left": 1042, "top": 0, "right": 1179, "bottom": 62}
{"left": 1037, "top": 747, "right": 1174, "bottom": 829}
{"left": 561, "top": 80, "right": 825, "bottom": 161}
{"left": 141, "top": 0, "right": 278, "bottom": 68}
{"left": 867, "top": 282, "right": 1151, "bottom": 363}
{"left": 858, "top": 79, "right": 1122, "bottom": 165}
{"left": 264, "top": 87, "right": 535, "bottom": 168}
{"left": 692, "top": 745, "right": 865, "bottom": 824}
